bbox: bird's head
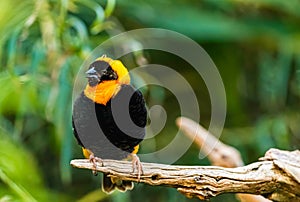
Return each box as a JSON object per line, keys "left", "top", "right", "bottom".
{"left": 85, "top": 55, "right": 130, "bottom": 87}
{"left": 84, "top": 55, "right": 130, "bottom": 105}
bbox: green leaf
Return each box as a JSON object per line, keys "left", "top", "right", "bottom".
{"left": 104, "top": 0, "right": 116, "bottom": 17}
{"left": 74, "top": 0, "right": 105, "bottom": 34}
{"left": 0, "top": 0, "right": 34, "bottom": 47}
{"left": 52, "top": 58, "right": 73, "bottom": 184}
{"left": 0, "top": 132, "right": 41, "bottom": 201}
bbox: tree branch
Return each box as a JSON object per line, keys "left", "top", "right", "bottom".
{"left": 176, "top": 117, "right": 244, "bottom": 168}
{"left": 176, "top": 116, "right": 271, "bottom": 202}
{"left": 71, "top": 148, "right": 300, "bottom": 201}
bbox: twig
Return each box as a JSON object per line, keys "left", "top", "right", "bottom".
{"left": 71, "top": 148, "right": 300, "bottom": 201}
{"left": 176, "top": 117, "right": 244, "bottom": 167}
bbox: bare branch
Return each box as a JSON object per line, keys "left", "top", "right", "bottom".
{"left": 176, "top": 117, "right": 244, "bottom": 167}
{"left": 71, "top": 149, "right": 300, "bottom": 201}
{"left": 176, "top": 116, "right": 270, "bottom": 202}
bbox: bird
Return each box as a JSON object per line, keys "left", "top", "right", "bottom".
{"left": 72, "top": 55, "right": 147, "bottom": 193}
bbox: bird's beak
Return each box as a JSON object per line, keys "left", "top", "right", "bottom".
{"left": 85, "top": 67, "right": 98, "bottom": 79}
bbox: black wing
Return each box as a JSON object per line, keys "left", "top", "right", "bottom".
{"left": 96, "top": 85, "right": 147, "bottom": 153}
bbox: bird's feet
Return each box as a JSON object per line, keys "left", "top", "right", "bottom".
{"left": 89, "top": 153, "right": 103, "bottom": 176}
{"left": 131, "top": 154, "right": 143, "bottom": 181}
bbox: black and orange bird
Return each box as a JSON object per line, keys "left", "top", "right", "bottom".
{"left": 72, "top": 55, "right": 147, "bottom": 193}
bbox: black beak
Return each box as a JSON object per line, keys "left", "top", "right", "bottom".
{"left": 85, "top": 67, "right": 98, "bottom": 79}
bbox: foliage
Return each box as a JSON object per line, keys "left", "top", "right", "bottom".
{"left": 0, "top": 0, "right": 299, "bottom": 201}
{"left": 0, "top": 0, "right": 115, "bottom": 200}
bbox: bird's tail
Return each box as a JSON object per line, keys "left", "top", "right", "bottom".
{"left": 102, "top": 174, "right": 133, "bottom": 193}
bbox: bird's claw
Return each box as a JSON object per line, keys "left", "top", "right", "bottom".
{"left": 89, "top": 154, "right": 103, "bottom": 176}
{"left": 131, "top": 154, "right": 143, "bottom": 181}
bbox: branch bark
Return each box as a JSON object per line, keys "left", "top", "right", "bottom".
{"left": 176, "top": 116, "right": 271, "bottom": 202}
{"left": 71, "top": 148, "right": 300, "bottom": 201}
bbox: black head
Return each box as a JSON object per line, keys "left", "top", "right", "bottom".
{"left": 86, "top": 60, "right": 118, "bottom": 87}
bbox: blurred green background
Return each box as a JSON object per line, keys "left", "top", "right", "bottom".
{"left": 0, "top": 0, "right": 299, "bottom": 201}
